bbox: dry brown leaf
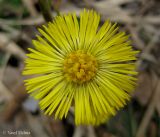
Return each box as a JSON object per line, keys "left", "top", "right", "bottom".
{"left": 2, "top": 66, "right": 23, "bottom": 92}
{"left": 0, "top": 81, "right": 13, "bottom": 101}
{"left": 134, "top": 71, "right": 152, "bottom": 106}
{"left": 135, "top": 71, "right": 160, "bottom": 116}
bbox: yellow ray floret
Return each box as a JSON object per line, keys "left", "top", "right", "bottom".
{"left": 23, "top": 9, "right": 139, "bottom": 125}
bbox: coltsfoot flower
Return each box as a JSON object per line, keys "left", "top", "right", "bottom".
{"left": 23, "top": 9, "right": 139, "bottom": 125}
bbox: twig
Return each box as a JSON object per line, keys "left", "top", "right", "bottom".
{"left": 52, "top": 0, "right": 61, "bottom": 15}
{"left": 35, "top": 113, "right": 68, "bottom": 137}
{"left": 142, "top": 33, "right": 160, "bottom": 54}
{"left": 126, "top": 24, "right": 145, "bottom": 50}
{"left": 38, "top": 0, "right": 52, "bottom": 22}
{"left": 0, "top": 53, "right": 11, "bottom": 81}
{"left": 0, "top": 4, "right": 81, "bottom": 26}
{"left": 73, "top": 126, "right": 85, "bottom": 137}
{"left": 139, "top": 0, "right": 154, "bottom": 15}
{"left": 0, "top": 3, "right": 159, "bottom": 26}
{"left": 0, "top": 82, "right": 13, "bottom": 101}
{"left": 0, "top": 33, "right": 26, "bottom": 60}
{"left": 137, "top": 32, "right": 160, "bottom": 69}
{"left": 26, "top": 113, "right": 50, "bottom": 137}
{"left": 22, "top": 0, "right": 38, "bottom": 17}
{"left": 135, "top": 75, "right": 160, "bottom": 137}
{"left": 0, "top": 84, "right": 27, "bottom": 122}
{"left": 87, "top": 126, "right": 97, "bottom": 137}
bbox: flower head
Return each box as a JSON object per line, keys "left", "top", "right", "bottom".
{"left": 23, "top": 9, "right": 138, "bottom": 125}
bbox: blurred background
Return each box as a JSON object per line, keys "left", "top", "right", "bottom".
{"left": 0, "top": 0, "right": 160, "bottom": 137}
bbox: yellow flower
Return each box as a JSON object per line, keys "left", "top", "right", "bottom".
{"left": 23, "top": 9, "right": 138, "bottom": 125}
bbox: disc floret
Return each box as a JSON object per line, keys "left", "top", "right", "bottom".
{"left": 63, "top": 50, "right": 98, "bottom": 84}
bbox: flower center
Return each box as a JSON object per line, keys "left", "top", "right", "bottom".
{"left": 63, "top": 50, "right": 98, "bottom": 84}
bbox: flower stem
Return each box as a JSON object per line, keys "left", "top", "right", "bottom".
{"left": 127, "top": 103, "right": 137, "bottom": 137}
